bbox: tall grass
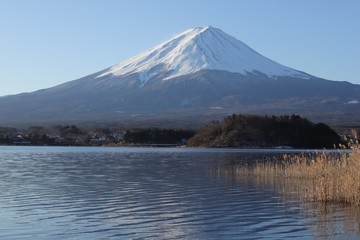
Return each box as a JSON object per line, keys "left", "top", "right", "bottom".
{"left": 232, "top": 131, "right": 360, "bottom": 206}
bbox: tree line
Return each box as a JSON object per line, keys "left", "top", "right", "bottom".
{"left": 0, "top": 125, "right": 195, "bottom": 146}
{"left": 187, "top": 114, "right": 342, "bottom": 149}
{"left": 124, "top": 128, "right": 195, "bottom": 145}
{"left": 0, "top": 114, "right": 344, "bottom": 148}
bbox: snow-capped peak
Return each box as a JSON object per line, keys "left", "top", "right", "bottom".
{"left": 97, "top": 26, "right": 309, "bottom": 85}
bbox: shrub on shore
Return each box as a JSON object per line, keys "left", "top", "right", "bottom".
{"left": 227, "top": 131, "right": 360, "bottom": 206}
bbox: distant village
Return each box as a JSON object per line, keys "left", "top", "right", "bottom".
{"left": 0, "top": 125, "right": 122, "bottom": 146}
{"left": 0, "top": 125, "right": 194, "bottom": 146}
{"left": 0, "top": 115, "right": 356, "bottom": 149}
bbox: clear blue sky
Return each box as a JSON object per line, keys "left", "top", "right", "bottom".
{"left": 0, "top": 0, "right": 359, "bottom": 96}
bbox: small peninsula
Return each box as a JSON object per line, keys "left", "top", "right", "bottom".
{"left": 188, "top": 114, "right": 342, "bottom": 149}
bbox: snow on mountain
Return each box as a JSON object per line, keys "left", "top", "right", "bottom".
{"left": 1, "top": 26, "right": 360, "bottom": 126}
{"left": 97, "top": 26, "right": 309, "bottom": 86}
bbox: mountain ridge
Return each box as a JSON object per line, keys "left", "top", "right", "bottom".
{"left": 96, "top": 26, "right": 310, "bottom": 85}
{"left": 0, "top": 26, "right": 359, "bottom": 127}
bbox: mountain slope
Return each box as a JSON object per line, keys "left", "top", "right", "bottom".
{"left": 0, "top": 26, "right": 359, "bottom": 127}
{"left": 97, "top": 26, "right": 309, "bottom": 84}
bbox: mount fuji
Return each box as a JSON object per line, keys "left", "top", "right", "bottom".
{"left": 96, "top": 26, "right": 309, "bottom": 84}
{"left": 0, "top": 26, "right": 359, "bottom": 127}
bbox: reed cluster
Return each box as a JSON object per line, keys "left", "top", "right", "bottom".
{"left": 234, "top": 131, "right": 360, "bottom": 206}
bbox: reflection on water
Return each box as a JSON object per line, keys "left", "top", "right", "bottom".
{"left": 302, "top": 203, "right": 360, "bottom": 239}
{"left": 214, "top": 163, "right": 360, "bottom": 239}
{"left": 0, "top": 146, "right": 359, "bottom": 239}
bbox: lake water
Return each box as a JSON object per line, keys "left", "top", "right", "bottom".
{"left": 0, "top": 146, "right": 359, "bottom": 239}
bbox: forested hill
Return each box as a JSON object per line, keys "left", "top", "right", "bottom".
{"left": 188, "top": 114, "right": 342, "bottom": 149}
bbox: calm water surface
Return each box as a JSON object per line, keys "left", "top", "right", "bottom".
{"left": 0, "top": 146, "right": 359, "bottom": 239}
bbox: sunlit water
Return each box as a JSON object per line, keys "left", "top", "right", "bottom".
{"left": 0, "top": 146, "right": 359, "bottom": 239}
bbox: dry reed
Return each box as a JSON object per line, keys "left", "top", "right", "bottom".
{"left": 234, "top": 130, "right": 360, "bottom": 206}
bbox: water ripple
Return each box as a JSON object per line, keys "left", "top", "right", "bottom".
{"left": 0, "top": 146, "right": 359, "bottom": 239}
